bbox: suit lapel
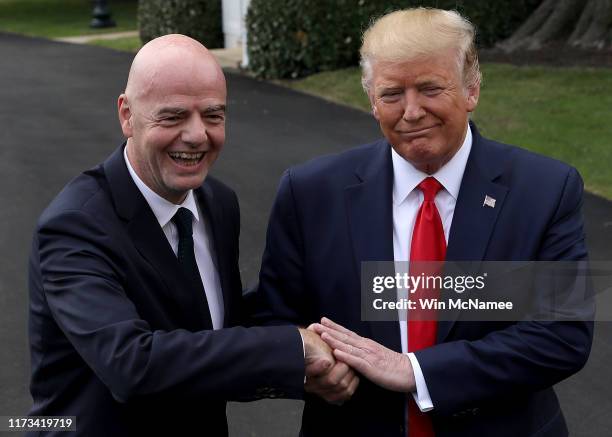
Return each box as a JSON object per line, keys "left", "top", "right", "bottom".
{"left": 438, "top": 124, "right": 509, "bottom": 341}
{"left": 194, "top": 184, "right": 236, "bottom": 327}
{"left": 345, "top": 141, "right": 401, "bottom": 352}
{"left": 103, "top": 145, "right": 212, "bottom": 331}
{"left": 127, "top": 207, "right": 211, "bottom": 331}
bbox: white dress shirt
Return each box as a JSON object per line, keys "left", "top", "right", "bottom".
{"left": 124, "top": 147, "right": 224, "bottom": 329}
{"left": 392, "top": 125, "right": 472, "bottom": 412}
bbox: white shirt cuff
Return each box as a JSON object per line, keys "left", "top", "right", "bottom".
{"left": 406, "top": 352, "right": 434, "bottom": 412}
{"left": 299, "top": 329, "right": 306, "bottom": 383}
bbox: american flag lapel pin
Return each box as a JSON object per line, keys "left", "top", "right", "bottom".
{"left": 483, "top": 195, "right": 496, "bottom": 208}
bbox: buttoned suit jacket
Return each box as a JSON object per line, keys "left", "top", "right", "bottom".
{"left": 255, "top": 123, "right": 594, "bottom": 437}
{"left": 28, "top": 145, "right": 305, "bottom": 437}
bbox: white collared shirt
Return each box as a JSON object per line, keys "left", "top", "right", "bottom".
{"left": 392, "top": 125, "right": 472, "bottom": 412}
{"left": 123, "top": 147, "right": 224, "bottom": 329}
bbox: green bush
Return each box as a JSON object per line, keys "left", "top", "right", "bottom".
{"left": 138, "top": 0, "right": 223, "bottom": 48}
{"left": 454, "top": 0, "right": 542, "bottom": 47}
{"left": 246, "top": 0, "right": 540, "bottom": 79}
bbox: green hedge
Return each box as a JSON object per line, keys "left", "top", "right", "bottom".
{"left": 138, "top": 0, "right": 223, "bottom": 49}
{"left": 246, "top": 0, "right": 540, "bottom": 79}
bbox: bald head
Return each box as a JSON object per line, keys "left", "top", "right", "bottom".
{"left": 117, "top": 34, "right": 228, "bottom": 204}
{"left": 125, "top": 34, "right": 225, "bottom": 102}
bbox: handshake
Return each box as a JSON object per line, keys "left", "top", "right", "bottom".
{"left": 298, "top": 318, "right": 417, "bottom": 404}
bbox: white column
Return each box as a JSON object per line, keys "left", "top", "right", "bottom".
{"left": 222, "top": 0, "right": 243, "bottom": 48}
{"left": 240, "top": 0, "right": 251, "bottom": 68}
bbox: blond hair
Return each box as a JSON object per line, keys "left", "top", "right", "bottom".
{"left": 360, "top": 8, "right": 481, "bottom": 92}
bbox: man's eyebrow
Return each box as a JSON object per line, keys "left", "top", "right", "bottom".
{"left": 155, "top": 107, "right": 188, "bottom": 116}
{"left": 374, "top": 84, "right": 402, "bottom": 93}
{"left": 203, "top": 104, "right": 226, "bottom": 113}
{"left": 415, "top": 76, "right": 446, "bottom": 86}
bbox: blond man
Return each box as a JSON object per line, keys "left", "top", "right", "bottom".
{"left": 257, "top": 8, "right": 592, "bottom": 437}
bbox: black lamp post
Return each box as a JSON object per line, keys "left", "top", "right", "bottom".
{"left": 90, "top": 0, "right": 116, "bottom": 29}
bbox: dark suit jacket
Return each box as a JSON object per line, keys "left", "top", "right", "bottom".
{"left": 256, "top": 124, "right": 594, "bottom": 437}
{"left": 28, "top": 145, "right": 305, "bottom": 437}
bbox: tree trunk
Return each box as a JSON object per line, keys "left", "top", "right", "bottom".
{"left": 570, "top": 0, "right": 612, "bottom": 48}
{"left": 499, "top": 0, "right": 612, "bottom": 51}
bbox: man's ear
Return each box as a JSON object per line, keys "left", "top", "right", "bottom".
{"left": 466, "top": 82, "right": 480, "bottom": 113}
{"left": 372, "top": 104, "right": 380, "bottom": 120}
{"left": 118, "top": 94, "right": 133, "bottom": 138}
{"left": 369, "top": 92, "right": 380, "bottom": 120}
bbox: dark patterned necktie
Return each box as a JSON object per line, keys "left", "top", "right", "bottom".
{"left": 172, "top": 207, "right": 212, "bottom": 329}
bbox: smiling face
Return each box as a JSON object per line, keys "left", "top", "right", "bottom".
{"left": 118, "top": 36, "right": 226, "bottom": 204}
{"left": 369, "top": 49, "right": 479, "bottom": 174}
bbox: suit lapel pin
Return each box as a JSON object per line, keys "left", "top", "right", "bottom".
{"left": 483, "top": 195, "right": 496, "bottom": 208}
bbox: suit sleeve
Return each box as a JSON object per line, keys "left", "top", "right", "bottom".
{"left": 251, "top": 170, "right": 313, "bottom": 326}
{"left": 35, "top": 208, "right": 305, "bottom": 403}
{"left": 414, "top": 167, "right": 594, "bottom": 415}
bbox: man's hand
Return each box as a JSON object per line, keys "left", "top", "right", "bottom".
{"left": 299, "top": 327, "right": 360, "bottom": 404}
{"left": 311, "top": 318, "right": 415, "bottom": 393}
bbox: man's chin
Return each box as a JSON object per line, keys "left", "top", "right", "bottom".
{"left": 394, "top": 141, "right": 436, "bottom": 160}
{"left": 173, "top": 177, "right": 207, "bottom": 192}
{"left": 163, "top": 175, "right": 207, "bottom": 200}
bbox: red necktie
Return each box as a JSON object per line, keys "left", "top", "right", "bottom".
{"left": 407, "top": 177, "right": 446, "bottom": 437}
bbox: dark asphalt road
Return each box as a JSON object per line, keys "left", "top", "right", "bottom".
{"left": 1, "top": 33, "right": 610, "bottom": 436}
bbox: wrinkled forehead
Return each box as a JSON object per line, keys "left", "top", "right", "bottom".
{"left": 371, "top": 49, "right": 462, "bottom": 81}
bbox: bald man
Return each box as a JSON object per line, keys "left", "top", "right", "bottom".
{"left": 27, "top": 35, "right": 356, "bottom": 437}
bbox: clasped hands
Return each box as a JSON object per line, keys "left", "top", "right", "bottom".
{"left": 299, "top": 317, "right": 416, "bottom": 405}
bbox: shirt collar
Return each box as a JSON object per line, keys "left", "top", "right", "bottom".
{"left": 123, "top": 145, "right": 200, "bottom": 228}
{"left": 392, "top": 124, "right": 472, "bottom": 205}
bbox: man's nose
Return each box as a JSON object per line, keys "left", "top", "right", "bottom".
{"left": 401, "top": 91, "right": 426, "bottom": 122}
{"left": 181, "top": 113, "right": 208, "bottom": 145}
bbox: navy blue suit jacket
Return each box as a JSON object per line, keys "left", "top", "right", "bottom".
{"left": 28, "top": 145, "right": 305, "bottom": 437}
{"left": 256, "top": 124, "right": 593, "bottom": 437}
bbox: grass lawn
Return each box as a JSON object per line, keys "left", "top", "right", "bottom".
{"left": 284, "top": 64, "right": 612, "bottom": 199}
{"left": 89, "top": 35, "right": 141, "bottom": 52}
{"left": 0, "top": 0, "right": 137, "bottom": 38}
